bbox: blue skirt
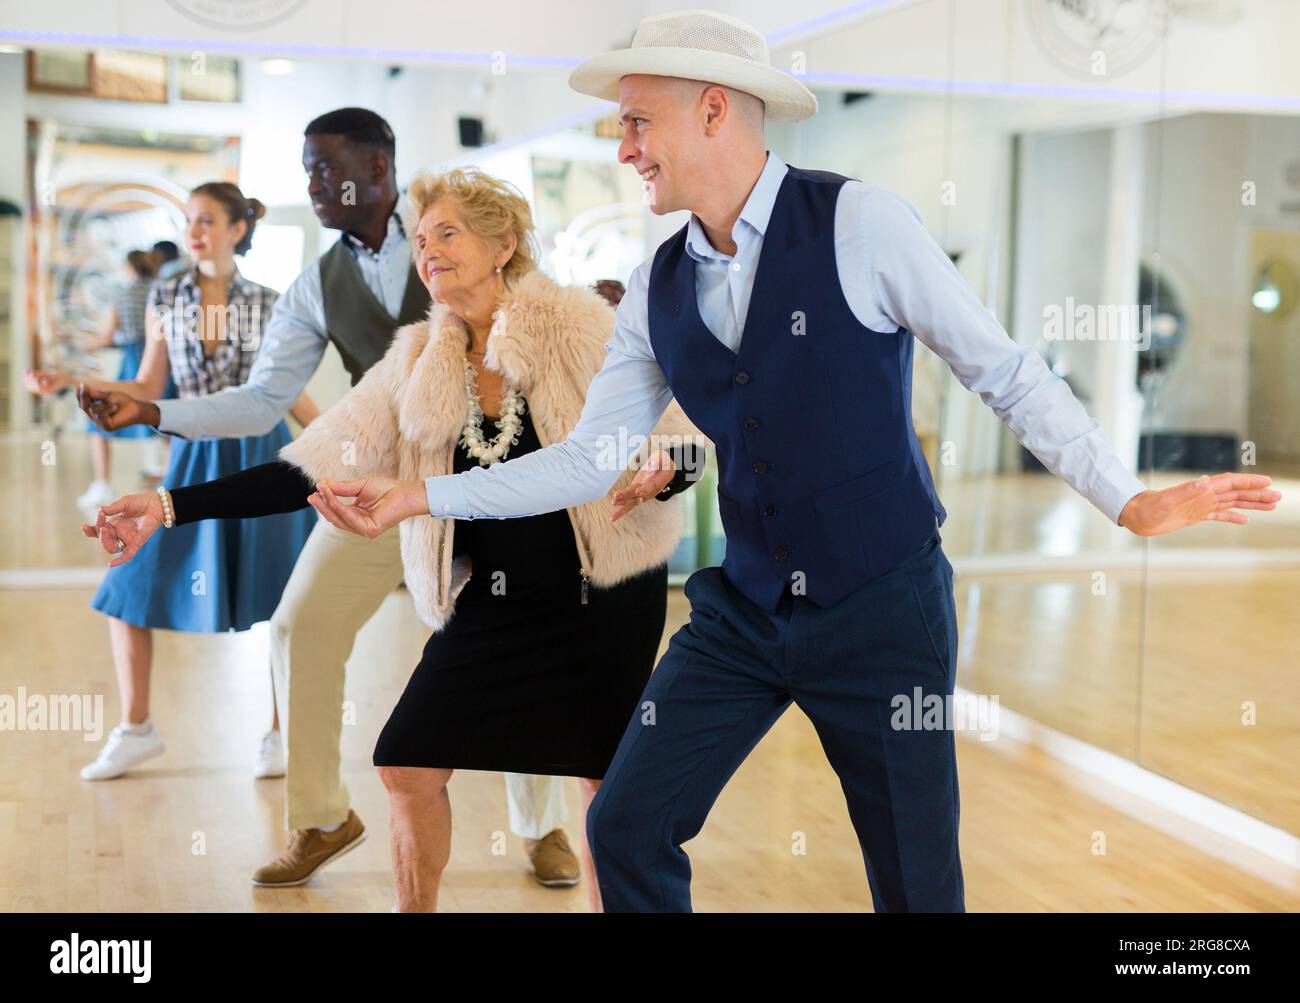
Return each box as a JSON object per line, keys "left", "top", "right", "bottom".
{"left": 86, "top": 341, "right": 177, "bottom": 441}
{"left": 90, "top": 423, "right": 317, "bottom": 633}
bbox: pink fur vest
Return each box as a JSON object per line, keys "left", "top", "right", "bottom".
{"left": 279, "top": 269, "right": 704, "bottom": 631}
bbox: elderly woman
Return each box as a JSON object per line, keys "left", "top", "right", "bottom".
{"left": 90, "top": 167, "right": 704, "bottom": 912}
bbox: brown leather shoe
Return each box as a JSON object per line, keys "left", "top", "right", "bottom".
{"left": 252, "top": 810, "right": 366, "bottom": 887}
{"left": 528, "top": 828, "right": 581, "bottom": 887}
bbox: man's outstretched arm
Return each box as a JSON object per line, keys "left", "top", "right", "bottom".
{"left": 152, "top": 273, "right": 328, "bottom": 439}
{"left": 81, "top": 269, "right": 328, "bottom": 440}
{"left": 423, "top": 339, "right": 674, "bottom": 519}
{"left": 310, "top": 267, "right": 677, "bottom": 536}
{"left": 856, "top": 185, "right": 1280, "bottom": 536}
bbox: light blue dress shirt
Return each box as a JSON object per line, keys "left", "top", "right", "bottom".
{"left": 419, "top": 150, "right": 1143, "bottom": 527}
{"left": 154, "top": 199, "right": 411, "bottom": 440}
{"left": 341, "top": 210, "right": 409, "bottom": 319}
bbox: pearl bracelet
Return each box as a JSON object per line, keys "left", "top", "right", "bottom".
{"left": 156, "top": 484, "right": 175, "bottom": 529}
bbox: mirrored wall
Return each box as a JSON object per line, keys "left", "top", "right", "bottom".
{"left": 3, "top": 2, "right": 1297, "bottom": 840}
{"left": 784, "top": 89, "right": 1300, "bottom": 838}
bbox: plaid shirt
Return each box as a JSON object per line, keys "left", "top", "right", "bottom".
{"left": 111, "top": 278, "right": 152, "bottom": 346}
{"left": 149, "top": 268, "right": 278, "bottom": 400}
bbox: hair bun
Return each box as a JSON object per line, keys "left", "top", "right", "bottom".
{"left": 247, "top": 197, "right": 267, "bottom": 221}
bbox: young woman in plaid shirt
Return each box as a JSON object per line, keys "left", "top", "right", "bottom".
{"left": 28, "top": 182, "right": 320, "bottom": 781}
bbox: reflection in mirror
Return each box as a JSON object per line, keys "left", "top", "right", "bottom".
{"left": 1250, "top": 257, "right": 1298, "bottom": 319}
{"left": 1136, "top": 116, "right": 1300, "bottom": 839}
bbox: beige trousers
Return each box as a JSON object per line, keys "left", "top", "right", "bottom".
{"left": 268, "top": 517, "right": 568, "bottom": 837}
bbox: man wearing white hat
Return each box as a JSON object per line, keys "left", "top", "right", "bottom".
{"left": 308, "top": 9, "right": 1279, "bottom": 911}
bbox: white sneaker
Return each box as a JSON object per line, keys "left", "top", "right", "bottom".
{"left": 254, "top": 729, "right": 285, "bottom": 779}
{"left": 77, "top": 480, "right": 116, "bottom": 512}
{"left": 80, "top": 722, "right": 165, "bottom": 781}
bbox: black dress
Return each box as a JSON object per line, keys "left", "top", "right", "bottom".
{"left": 372, "top": 402, "right": 669, "bottom": 778}
{"left": 169, "top": 396, "right": 690, "bottom": 780}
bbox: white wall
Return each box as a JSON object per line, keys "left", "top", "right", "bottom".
{"left": 1139, "top": 113, "right": 1254, "bottom": 437}
{"left": 774, "top": 0, "right": 1300, "bottom": 115}
{"left": 0, "top": 0, "right": 868, "bottom": 65}
{"left": 1014, "top": 127, "right": 1114, "bottom": 400}
{"left": 8, "top": 0, "right": 1298, "bottom": 111}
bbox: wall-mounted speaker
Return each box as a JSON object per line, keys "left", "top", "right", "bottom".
{"left": 458, "top": 116, "right": 484, "bottom": 148}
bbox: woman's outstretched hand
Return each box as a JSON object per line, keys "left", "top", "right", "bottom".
{"left": 1117, "top": 472, "right": 1281, "bottom": 536}
{"left": 22, "top": 368, "right": 72, "bottom": 396}
{"left": 611, "top": 449, "right": 676, "bottom": 523}
{"left": 82, "top": 492, "right": 164, "bottom": 567}
{"left": 308, "top": 476, "right": 430, "bottom": 539}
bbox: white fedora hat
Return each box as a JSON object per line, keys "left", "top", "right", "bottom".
{"left": 569, "top": 8, "right": 818, "bottom": 124}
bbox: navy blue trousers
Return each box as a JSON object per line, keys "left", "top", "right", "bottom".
{"left": 587, "top": 529, "right": 964, "bottom": 912}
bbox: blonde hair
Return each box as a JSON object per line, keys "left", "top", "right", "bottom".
{"left": 404, "top": 167, "right": 540, "bottom": 285}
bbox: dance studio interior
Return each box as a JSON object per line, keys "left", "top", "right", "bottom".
{"left": 0, "top": 0, "right": 1297, "bottom": 940}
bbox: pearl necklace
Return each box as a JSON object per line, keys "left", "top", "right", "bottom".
{"left": 460, "top": 359, "right": 525, "bottom": 465}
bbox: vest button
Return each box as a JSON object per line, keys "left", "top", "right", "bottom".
{"left": 773, "top": 547, "right": 789, "bottom": 562}
{"left": 752, "top": 461, "right": 768, "bottom": 474}
{"left": 734, "top": 371, "right": 750, "bottom": 384}
{"left": 765, "top": 505, "right": 777, "bottom": 517}
{"left": 743, "top": 418, "right": 760, "bottom": 430}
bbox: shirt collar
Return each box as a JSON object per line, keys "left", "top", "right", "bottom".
{"left": 684, "top": 149, "right": 788, "bottom": 263}
{"left": 342, "top": 195, "right": 406, "bottom": 257}
{"left": 177, "top": 264, "right": 252, "bottom": 300}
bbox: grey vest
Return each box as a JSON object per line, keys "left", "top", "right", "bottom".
{"left": 318, "top": 238, "right": 431, "bottom": 385}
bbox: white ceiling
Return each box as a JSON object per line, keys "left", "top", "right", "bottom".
{"left": 3, "top": 0, "right": 1297, "bottom": 125}
{"left": 0, "top": 0, "right": 901, "bottom": 63}
{"left": 771, "top": 0, "right": 1300, "bottom": 115}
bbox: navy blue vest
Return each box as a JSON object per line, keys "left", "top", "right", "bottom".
{"left": 648, "top": 166, "right": 947, "bottom": 612}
